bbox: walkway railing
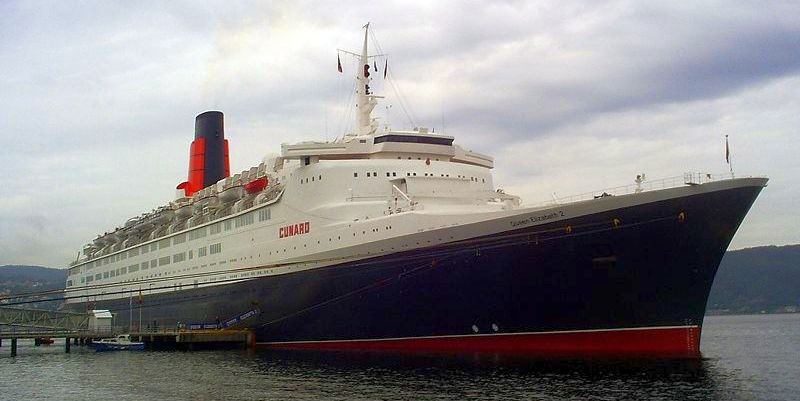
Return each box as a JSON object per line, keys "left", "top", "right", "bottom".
{"left": 525, "top": 172, "right": 738, "bottom": 209}
{"left": 0, "top": 306, "right": 89, "bottom": 331}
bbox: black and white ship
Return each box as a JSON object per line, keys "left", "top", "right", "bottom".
{"left": 64, "top": 25, "right": 767, "bottom": 357}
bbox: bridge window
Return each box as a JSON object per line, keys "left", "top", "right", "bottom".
{"left": 373, "top": 134, "right": 453, "bottom": 146}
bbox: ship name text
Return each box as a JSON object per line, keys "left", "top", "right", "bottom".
{"left": 279, "top": 222, "right": 311, "bottom": 238}
{"left": 510, "top": 210, "right": 565, "bottom": 228}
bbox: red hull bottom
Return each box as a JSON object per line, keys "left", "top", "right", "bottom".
{"left": 257, "top": 326, "right": 702, "bottom": 358}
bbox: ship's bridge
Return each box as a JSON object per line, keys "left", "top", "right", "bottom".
{"left": 280, "top": 128, "right": 493, "bottom": 169}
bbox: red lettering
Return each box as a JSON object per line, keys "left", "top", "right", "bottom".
{"left": 279, "top": 222, "right": 311, "bottom": 238}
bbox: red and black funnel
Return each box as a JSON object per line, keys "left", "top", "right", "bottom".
{"left": 177, "top": 111, "right": 230, "bottom": 197}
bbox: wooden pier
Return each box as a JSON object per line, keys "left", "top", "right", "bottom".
{"left": 1, "top": 306, "right": 254, "bottom": 356}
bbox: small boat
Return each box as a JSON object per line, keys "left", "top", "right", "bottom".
{"left": 34, "top": 337, "right": 54, "bottom": 346}
{"left": 91, "top": 334, "right": 145, "bottom": 351}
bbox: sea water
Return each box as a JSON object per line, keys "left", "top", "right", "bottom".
{"left": 1, "top": 313, "right": 798, "bottom": 401}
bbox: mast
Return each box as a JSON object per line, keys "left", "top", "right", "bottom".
{"left": 356, "top": 23, "right": 378, "bottom": 136}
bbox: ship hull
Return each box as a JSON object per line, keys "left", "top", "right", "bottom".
{"left": 67, "top": 181, "right": 764, "bottom": 357}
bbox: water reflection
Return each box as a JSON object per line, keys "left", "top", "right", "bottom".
{"left": 249, "top": 350, "right": 729, "bottom": 400}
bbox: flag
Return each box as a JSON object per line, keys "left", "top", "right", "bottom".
{"left": 337, "top": 54, "right": 342, "bottom": 73}
{"left": 725, "top": 135, "right": 730, "bottom": 164}
{"left": 383, "top": 59, "right": 388, "bottom": 79}
{"left": 374, "top": 60, "right": 378, "bottom": 72}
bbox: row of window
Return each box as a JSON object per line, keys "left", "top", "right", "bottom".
{"left": 81, "top": 243, "right": 222, "bottom": 284}
{"left": 299, "top": 175, "right": 324, "bottom": 184}
{"left": 353, "top": 171, "right": 485, "bottom": 182}
{"left": 86, "top": 208, "right": 271, "bottom": 269}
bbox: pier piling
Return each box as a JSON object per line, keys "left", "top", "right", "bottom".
{"left": 10, "top": 338, "right": 17, "bottom": 357}
{"left": 65, "top": 337, "right": 71, "bottom": 353}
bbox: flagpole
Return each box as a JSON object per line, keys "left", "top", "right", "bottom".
{"left": 725, "top": 135, "right": 734, "bottom": 178}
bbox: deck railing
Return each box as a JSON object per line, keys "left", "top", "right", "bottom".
{"left": 524, "top": 172, "right": 738, "bottom": 209}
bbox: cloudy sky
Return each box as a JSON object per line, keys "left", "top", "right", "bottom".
{"left": 1, "top": 1, "right": 798, "bottom": 267}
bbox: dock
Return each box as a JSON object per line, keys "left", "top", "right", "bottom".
{"left": 1, "top": 306, "right": 254, "bottom": 356}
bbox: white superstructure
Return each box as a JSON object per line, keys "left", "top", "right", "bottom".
{"left": 64, "top": 24, "right": 519, "bottom": 303}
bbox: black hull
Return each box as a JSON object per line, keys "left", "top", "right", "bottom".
{"left": 67, "top": 182, "right": 764, "bottom": 356}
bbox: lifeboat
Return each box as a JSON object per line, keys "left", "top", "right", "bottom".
{"left": 173, "top": 199, "right": 194, "bottom": 219}
{"left": 218, "top": 184, "right": 243, "bottom": 204}
{"left": 244, "top": 177, "right": 268, "bottom": 194}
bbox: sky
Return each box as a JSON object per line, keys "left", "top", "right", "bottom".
{"left": 1, "top": 0, "right": 798, "bottom": 267}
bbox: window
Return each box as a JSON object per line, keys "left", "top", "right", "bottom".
{"left": 150, "top": 243, "right": 157, "bottom": 252}
{"left": 173, "top": 234, "right": 186, "bottom": 245}
{"left": 129, "top": 264, "right": 139, "bottom": 273}
{"left": 159, "top": 256, "right": 171, "bottom": 266}
{"left": 354, "top": 172, "right": 358, "bottom": 178}
{"left": 210, "top": 223, "right": 222, "bottom": 234}
{"left": 373, "top": 134, "right": 454, "bottom": 146}
{"left": 159, "top": 238, "right": 170, "bottom": 249}
{"left": 102, "top": 272, "right": 108, "bottom": 279}
{"left": 66, "top": 280, "right": 73, "bottom": 287}
{"left": 142, "top": 245, "right": 149, "bottom": 254}
{"left": 120, "top": 252, "right": 127, "bottom": 260}
{"left": 141, "top": 261, "right": 149, "bottom": 270}
{"left": 121, "top": 266, "right": 127, "bottom": 274}
{"left": 86, "top": 276, "right": 94, "bottom": 283}
{"left": 173, "top": 252, "right": 186, "bottom": 263}
{"left": 367, "top": 172, "right": 371, "bottom": 177}
{"left": 151, "top": 259, "right": 157, "bottom": 268}
{"left": 129, "top": 248, "right": 139, "bottom": 256}
{"left": 224, "top": 220, "right": 232, "bottom": 231}
{"left": 188, "top": 250, "right": 193, "bottom": 260}
{"left": 198, "top": 247, "right": 207, "bottom": 257}
{"left": 110, "top": 270, "right": 116, "bottom": 278}
{"left": 258, "top": 208, "right": 271, "bottom": 221}
{"left": 209, "top": 243, "right": 222, "bottom": 254}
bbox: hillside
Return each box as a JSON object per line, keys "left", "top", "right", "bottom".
{"left": 0, "top": 265, "right": 67, "bottom": 310}
{"left": 707, "top": 244, "right": 800, "bottom": 314}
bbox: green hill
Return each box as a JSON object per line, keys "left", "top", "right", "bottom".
{"left": 707, "top": 244, "right": 800, "bottom": 314}
{"left": 0, "top": 265, "right": 67, "bottom": 310}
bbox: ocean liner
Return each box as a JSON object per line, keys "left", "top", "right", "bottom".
{"left": 64, "top": 25, "right": 767, "bottom": 357}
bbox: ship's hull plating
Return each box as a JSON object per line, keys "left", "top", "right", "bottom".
{"left": 69, "top": 182, "right": 764, "bottom": 357}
